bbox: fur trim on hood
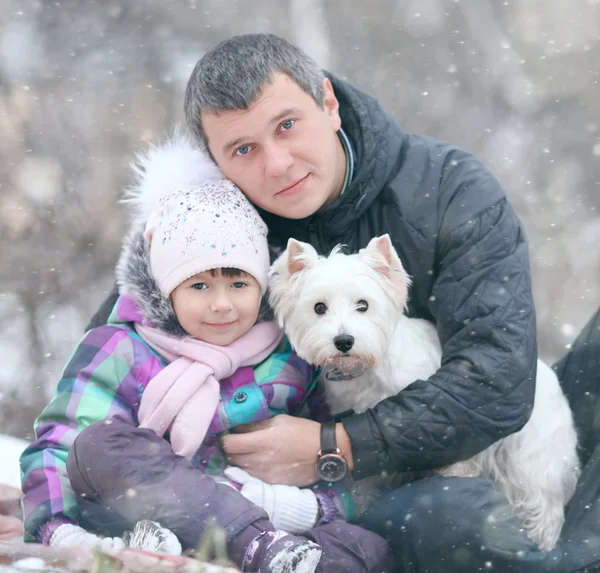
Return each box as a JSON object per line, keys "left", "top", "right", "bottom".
{"left": 117, "top": 223, "right": 188, "bottom": 336}
{"left": 115, "top": 136, "right": 274, "bottom": 336}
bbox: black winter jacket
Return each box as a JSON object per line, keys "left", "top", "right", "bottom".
{"left": 89, "top": 73, "right": 537, "bottom": 482}
{"left": 258, "top": 73, "right": 537, "bottom": 480}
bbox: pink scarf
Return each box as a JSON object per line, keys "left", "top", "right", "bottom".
{"left": 136, "top": 321, "right": 283, "bottom": 460}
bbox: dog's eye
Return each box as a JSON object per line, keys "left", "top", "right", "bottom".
{"left": 314, "top": 302, "right": 327, "bottom": 315}
{"left": 357, "top": 300, "right": 369, "bottom": 312}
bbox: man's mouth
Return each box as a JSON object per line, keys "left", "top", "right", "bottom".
{"left": 275, "top": 174, "right": 309, "bottom": 196}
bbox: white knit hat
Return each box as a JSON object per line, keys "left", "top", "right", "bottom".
{"left": 145, "top": 180, "right": 269, "bottom": 296}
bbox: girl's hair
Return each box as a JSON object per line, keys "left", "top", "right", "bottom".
{"left": 206, "top": 267, "right": 248, "bottom": 278}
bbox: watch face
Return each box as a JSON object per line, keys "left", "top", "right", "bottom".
{"left": 316, "top": 453, "right": 348, "bottom": 482}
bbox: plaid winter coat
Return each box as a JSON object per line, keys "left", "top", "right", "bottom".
{"left": 19, "top": 294, "right": 350, "bottom": 542}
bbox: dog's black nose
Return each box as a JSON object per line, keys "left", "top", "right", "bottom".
{"left": 334, "top": 334, "right": 355, "bottom": 353}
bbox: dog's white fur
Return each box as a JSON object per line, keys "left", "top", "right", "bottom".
{"left": 268, "top": 235, "right": 580, "bottom": 551}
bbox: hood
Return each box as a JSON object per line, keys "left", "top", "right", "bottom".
{"left": 115, "top": 136, "right": 274, "bottom": 336}
{"left": 258, "top": 72, "right": 408, "bottom": 247}
{"left": 116, "top": 224, "right": 188, "bottom": 336}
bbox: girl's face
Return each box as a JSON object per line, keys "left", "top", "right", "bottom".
{"left": 170, "top": 268, "right": 261, "bottom": 346}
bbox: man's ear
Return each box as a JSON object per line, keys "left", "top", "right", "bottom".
{"left": 322, "top": 78, "right": 341, "bottom": 131}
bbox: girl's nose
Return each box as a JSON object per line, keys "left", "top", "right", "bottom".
{"left": 210, "top": 291, "right": 233, "bottom": 312}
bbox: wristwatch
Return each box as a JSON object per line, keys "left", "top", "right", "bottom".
{"left": 315, "top": 421, "right": 348, "bottom": 482}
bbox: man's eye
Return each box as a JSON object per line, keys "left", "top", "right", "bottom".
{"left": 279, "top": 119, "right": 295, "bottom": 132}
{"left": 234, "top": 145, "right": 252, "bottom": 156}
{"left": 191, "top": 283, "right": 208, "bottom": 290}
{"left": 232, "top": 282, "right": 247, "bottom": 289}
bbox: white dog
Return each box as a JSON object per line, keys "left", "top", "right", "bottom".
{"left": 268, "top": 234, "right": 580, "bottom": 551}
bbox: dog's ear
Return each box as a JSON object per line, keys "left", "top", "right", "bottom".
{"left": 361, "top": 235, "right": 411, "bottom": 310}
{"left": 267, "top": 239, "right": 318, "bottom": 327}
{"left": 361, "top": 235, "right": 401, "bottom": 276}
{"left": 287, "top": 238, "right": 318, "bottom": 275}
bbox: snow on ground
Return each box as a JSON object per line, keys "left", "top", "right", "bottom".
{"left": 0, "top": 434, "right": 29, "bottom": 489}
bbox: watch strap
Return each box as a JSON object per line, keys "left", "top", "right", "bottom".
{"left": 320, "top": 421, "right": 338, "bottom": 455}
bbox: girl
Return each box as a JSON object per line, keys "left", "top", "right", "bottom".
{"left": 20, "top": 138, "right": 390, "bottom": 573}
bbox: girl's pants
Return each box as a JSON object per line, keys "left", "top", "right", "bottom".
{"left": 66, "top": 419, "right": 392, "bottom": 572}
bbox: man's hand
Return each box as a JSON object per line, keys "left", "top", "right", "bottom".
{"left": 222, "top": 415, "right": 320, "bottom": 486}
{"left": 221, "top": 414, "right": 354, "bottom": 486}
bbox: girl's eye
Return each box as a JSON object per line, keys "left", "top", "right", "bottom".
{"left": 232, "top": 282, "right": 247, "bottom": 289}
{"left": 279, "top": 119, "right": 295, "bottom": 132}
{"left": 191, "top": 283, "right": 208, "bottom": 290}
{"left": 234, "top": 145, "right": 252, "bottom": 156}
{"left": 357, "top": 300, "right": 369, "bottom": 312}
{"left": 314, "top": 302, "right": 327, "bottom": 315}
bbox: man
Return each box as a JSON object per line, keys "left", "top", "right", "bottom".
{"left": 90, "top": 34, "right": 600, "bottom": 572}
{"left": 184, "top": 34, "right": 535, "bottom": 491}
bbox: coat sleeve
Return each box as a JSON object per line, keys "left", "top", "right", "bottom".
{"left": 19, "top": 327, "right": 141, "bottom": 542}
{"left": 343, "top": 152, "right": 537, "bottom": 480}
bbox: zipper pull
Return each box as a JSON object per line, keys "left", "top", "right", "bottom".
{"left": 308, "top": 222, "right": 319, "bottom": 251}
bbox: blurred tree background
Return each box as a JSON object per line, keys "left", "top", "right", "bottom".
{"left": 1, "top": 0, "right": 599, "bottom": 439}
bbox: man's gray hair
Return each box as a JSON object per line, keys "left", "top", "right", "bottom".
{"left": 184, "top": 34, "right": 325, "bottom": 146}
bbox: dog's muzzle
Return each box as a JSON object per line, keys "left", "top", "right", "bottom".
{"left": 323, "top": 355, "right": 367, "bottom": 381}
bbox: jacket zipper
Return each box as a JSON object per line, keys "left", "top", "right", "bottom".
{"left": 308, "top": 219, "right": 327, "bottom": 254}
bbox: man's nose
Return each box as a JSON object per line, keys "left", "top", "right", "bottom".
{"left": 263, "top": 142, "right": 293, "bottom": 178}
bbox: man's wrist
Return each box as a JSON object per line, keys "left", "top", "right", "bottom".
{"left": 335, "top": 423, "right": 354, "bottom": 471}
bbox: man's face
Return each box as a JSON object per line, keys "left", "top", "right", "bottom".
{"left": 202, "top": 73, "right": 346, "bottom": 219}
